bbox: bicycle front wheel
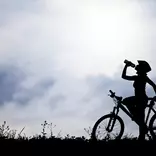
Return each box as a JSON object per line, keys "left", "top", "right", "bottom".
{"left": 149, "top": 114, "right": 156, "bottom": 139}
{"left": 91, "top": 114, "right": 124, "bottom": 140}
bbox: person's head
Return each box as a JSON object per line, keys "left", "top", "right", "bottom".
{"left": 135, "top": 60, "right": 151, "bottom": 75}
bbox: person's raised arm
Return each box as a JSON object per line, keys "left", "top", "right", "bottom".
{"left": 121, "top": 64, "right": 136, "bottom": 81}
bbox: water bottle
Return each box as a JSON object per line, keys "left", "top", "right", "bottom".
{"left": 124, "top": 59, "right": 135, "bottom": 68}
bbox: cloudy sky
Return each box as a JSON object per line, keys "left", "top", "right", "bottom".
{"left": 0, "top": 0, "right": 156, "bottom": 138}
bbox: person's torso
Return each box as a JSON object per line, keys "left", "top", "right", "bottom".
{"left": 133, "top": 75, "right": 147, "bottom": 97}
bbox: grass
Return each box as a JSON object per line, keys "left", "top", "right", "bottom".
{"left": 0, "top": 121, "right": 155, "bottom": 155}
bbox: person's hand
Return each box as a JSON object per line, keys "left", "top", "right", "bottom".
{"left": 125, "top": 62, "right": 132, "bottom": 67}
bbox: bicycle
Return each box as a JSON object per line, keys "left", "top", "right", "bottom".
{"left": 91, "top": 90, "right": 156, "bottom": 140}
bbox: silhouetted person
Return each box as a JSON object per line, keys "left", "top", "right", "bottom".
{"left": 121, "top": 60, "right": 156, "bottom": 140}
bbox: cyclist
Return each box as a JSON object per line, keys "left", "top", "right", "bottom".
{"left": 121, "top": 60, "right": 156, "bottom": 140}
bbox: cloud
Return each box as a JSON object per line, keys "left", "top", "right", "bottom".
{"left": 0, "top": 63, "right": 55, "bottom": 107}
{"left": 0, "top": 0, "right": 154, "bottom": 78}
{"left": 0, "top": 0, "right": 156, "bottom": 137}
{"left": 13, "top": 78, "right": 55, "bottom": 105}
{"left": 0, "top": 64, "right": 25, "bottom": 105}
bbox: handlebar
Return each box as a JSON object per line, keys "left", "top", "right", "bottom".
{"left": 109, "top": 90, "right": 114, "bottom": 95}
{"left": 109, "top": 90, "right": 115, "bottom": 98}
{"left": 109, "top": 90, "right": 122, "bottom": 101}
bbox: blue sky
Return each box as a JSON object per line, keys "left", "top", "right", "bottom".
{"left": 0, "top": 0, "right": 156, "bottom": 137}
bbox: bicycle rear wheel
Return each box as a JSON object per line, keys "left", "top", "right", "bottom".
{"left": 149, "top": 114, "right": 156, "bottom": 139}
{"left": 91, "top": 114, "right": 124, "bottom": 140}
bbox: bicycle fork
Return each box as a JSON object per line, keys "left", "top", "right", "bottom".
{"left": 106, "top": 107, "right": 119, "bottom": 132}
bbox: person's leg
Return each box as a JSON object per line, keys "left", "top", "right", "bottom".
{"left": 136, "top": 98, "right": 148, "bottom": 140}
{"left": 137, "top": 108, "right": 146, "bottom": 140}
{"left": 122, "top": 96, "right": 136, "bottom": 115}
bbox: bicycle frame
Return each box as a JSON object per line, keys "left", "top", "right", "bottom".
{"left": 111, "top": 96, "right": 156, "bottom": 128}
{"left": 91, "top": 90, "right": 156, "bottom": 140}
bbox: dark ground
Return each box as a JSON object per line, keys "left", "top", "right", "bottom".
{"left": 0, "top": 137, "right": 155, "bottom": 155}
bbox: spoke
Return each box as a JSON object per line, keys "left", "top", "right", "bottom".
{"left": 95, "top": 117, "right": 121, "bottom": 140}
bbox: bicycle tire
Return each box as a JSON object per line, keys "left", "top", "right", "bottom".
{"left": 149, "top": 114, "right": 156, "bottom": 139}
{"left": 91, "top": 114, "right": 124, "bottom": 140}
